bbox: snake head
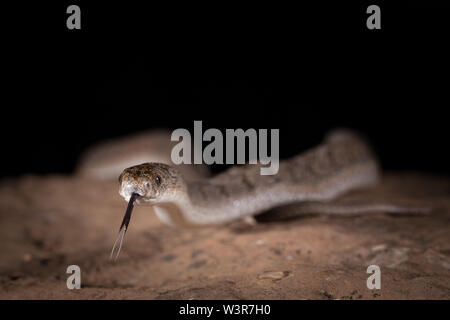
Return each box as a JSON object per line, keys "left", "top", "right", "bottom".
{"left": 118, "top": 162, "right": 181, "bottom": 204}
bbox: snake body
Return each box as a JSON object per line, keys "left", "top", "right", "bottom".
{"left": 81, "top": 129, "right": 394, "bottom": 225}
{"left": 77, "top": 129, "right": 431, "bottom": 258}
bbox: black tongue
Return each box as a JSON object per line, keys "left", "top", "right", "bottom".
{"left": 119, "top": 192, "right": 138, "bottom": 231}
{"left": 110, "top": 192, "right": 139, "bottom": 261}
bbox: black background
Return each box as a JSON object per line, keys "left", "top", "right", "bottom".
{"left": 3, "top": 1, "right": 449, "bottom": 179}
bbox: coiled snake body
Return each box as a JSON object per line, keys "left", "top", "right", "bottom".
{"left": 77, "top": 129, "right": 429, "bottom": 259}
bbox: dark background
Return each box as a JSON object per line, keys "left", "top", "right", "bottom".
{"left": 3, "top": 1, "right": 449, "bottom": 178}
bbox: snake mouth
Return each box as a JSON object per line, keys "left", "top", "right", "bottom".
{"left": 139, "top": 196, "right": 156, "bottom": 203}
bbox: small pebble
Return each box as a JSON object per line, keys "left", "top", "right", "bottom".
{"left": 271, "top": 248, "right": 282, "bottom": 255}
{"left": 23, "top": 253, "right": 32, "bottom": 262}
{"left": 371, "top": 244, "right": 387, "bottom": 252}
{"left": 255, "top": 239, "right": 265, "bottom": 246}
{"left": 257, "top": 271, "right": 290, "bottom": 280}
{"left": 320, "top": 290, "right": 333, "bottom": 299}
{"left": 189, "top": 259, "right": 207, "bottom": 269}
{"left": 161, "top": 253, "right": 177, "bottom": 262}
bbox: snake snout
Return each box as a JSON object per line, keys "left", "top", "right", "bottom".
{"left": 120, "top": 182, "right": 145, "bottom": 202}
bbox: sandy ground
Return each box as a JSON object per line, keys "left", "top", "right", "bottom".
{"left": 0, "top": 172, "right": 449, "bottom": 299}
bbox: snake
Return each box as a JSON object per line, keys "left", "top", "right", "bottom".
{"left": 77, "top": 129, "right": 430, "bottom": 259}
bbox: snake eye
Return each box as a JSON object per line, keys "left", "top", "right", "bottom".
{"left": 155, "top": 175, "right": 161, "bottom": 185}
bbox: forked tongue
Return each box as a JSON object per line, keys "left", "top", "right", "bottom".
{"left": 110, "top": 192, "right": 139, "bottom": 261}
